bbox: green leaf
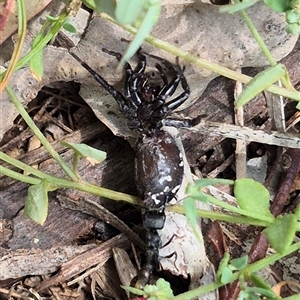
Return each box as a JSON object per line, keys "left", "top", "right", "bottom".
{"left": 246, "top": 287, "right": 278, "bottom": 299}
{"left": 61, "top": 141, "right": 107, "bottom": 165}
{"left": 263, "top": 0, "right": 291, "bottom": 12}
{"left": 115, "top": 0, "right": 146, "bottom": 25}
{"left": 121, "top": 285, "right": 144, "bottom": 295}
{"left": 155, "top": 278, "right": 174, "bottom": 298}
{"left": 235, "top": 64, "right": 286, "bottom": 107}
{"left": 220, "top": 266, "right": 234, "bottom": 285}
{"left": 295, "top": 203, "right": 300, "bottom": 221}
{"left": 263, "top": 214, "right": 298, "bottom": 253}
{"left": 234, "top": 178, "right": 274, "bottom": 221}
{"left": 219, "top": 0, "right": 259, "bottom": 14}
{"left": 29, "top": 33, "right": 44, "bottom": 81}
{"left": 286, "top": 23, "right": 300, "bottom": 35}
{"left": 119, "top": 0, "right": 162, "bottom": 67}
{"left": 230, "top": 255, "right": 248, "bottom": 270}
{"left": 247, "top": 292, "right": 261, "bottom": 300}
{"left": 24, "top": 180, "right": 56, "bottom": 225}
{"left": 183, "top": 197, "right": 202, "bottom": 241}
{"left": 83, "top": 0, "right": 116, "bottom": 18}
{"left": 46, "top": 15, "right": 59, "bottom": 22}
{"left": 216, "top": 252, "right": 231, "bottom": 281}
{"left": 185, "top": 182, "right": 216, "bottom": 204}
{"left": 63, "top": 22, "right": 77, "bottom": 33}
{"left": 249, "top": 273, "right": 274, "bottom": 291}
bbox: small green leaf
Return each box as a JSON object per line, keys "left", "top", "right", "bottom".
{"left": 295, "top": 203, "right": 300, "bottom": 221}
{"left": 29, "top": 33, "right": 44, "bottom": 81}
{"left": 249, "top": 273, "right": 273, "bottom": 291}
{"left": 121, "top": 285, "right": 144, "bottom": 295}
{"left": 119, "top": 0, "right": 162, "bottom": 67}
{"left": 115, "top": 0, "right": 146, "bottom": 25}
{"left": 286, "top": 23, "right": 300, "bottom": 35}
{"left": 24, "top": 180, "right": 56, "bottom": 225}
{"left": 61, "top": 141, "right": 107, "bottom": 165}
{"left": 83, "top": 0, "right": 116, "bottom": 18}
{"left": 234, "top": 178, "right": 274, "bottom": 221}
{"left": 216, "top": 252, "right": 230, "bottom": 280}
{"left": 220, "top": 266, "right": 234, "bottom": 285}
{"left": 63, "top": 22, "right": 77, "bottom": 33}
{"left": 46, "top": 15, "right": 59, "bottom": 22}
{"left": 219, "top": 0, "right": 258, "bottom": 14}
{"left": 286, "top": 9, "right": 300, "bottom": 24}
{"left": 247, "top": 292, "right": 261, "bottom": 300}
{"left": 263, "top": 0, "right": 291, "bottom": 12}
{"left": 263, "top": 214, "right": 298, "bottom": 253}
{"left": 155, "top": 278, "right": 174, "bottom": 298}
{"left": 235, "top": 64, "right": 286, "bottom": 107}
{"left": 230, "top": 255, "right": 248, "bottom": 270}
{"left": 184, "top": 197, "right": 202, "bottom": 241}
{"left": 246, "top": 287, "right": 278, "bottom": 299}
{"left": 186, "top": 183, "right": 213, "bottom": 203}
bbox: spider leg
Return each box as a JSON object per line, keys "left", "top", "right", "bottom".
{"left": 162, "top": 115, "right": 201, "bottom": 128}
{"left": 164, "top": 68, "right": 190, "bottom": 111}
{"left": 147, "top": 53, "right": 182, "bottom": 100}
{"left": 155, "top": 63, "right": 168, "bottom": 86}
{"left": 126, "top": 49, "right": 147, "bottom": 107}
{"left": 71, "top": 52, "right": 129, "bottom": 111}
{"left": 102, "top": 48, "right": 143, "bottom": 109}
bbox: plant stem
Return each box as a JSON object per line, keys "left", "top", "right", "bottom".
{"left": 237, "top": 3, "right": 277, "bottom": 66}
{"left": 172, "top": 241, "right": 300, "bottom": 300}
{"left": 5, "top": 85, "right": 78, "bottom": 181}
{"left": 0, "top": 151, "right": 139, "bottom": 204}
{"left": 16, "top": 10, "right": 69, "bottom": 70}
{"left": 0, "top": 0, "right": 26, "bottom": 91}
{"left": 0, "top": 165, "right": 40, "bottom": 185}
{"left": 101, "top": 14, "right": 300, "bottom": 102}
{"left": 168, "top": 205, "right": 270, "bottom": 227}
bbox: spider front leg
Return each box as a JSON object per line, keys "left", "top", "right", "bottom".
{"left": 71, "top": 52, "right": 129, "bottom": 112}
{"left": 165, "top": 67, "right": 190, "bottom": 111}
{"left": 102, "top": 48, "right": 147, "bottom": 109}
{"left": 147, "top": 53, "right": 183, "bottom": 101}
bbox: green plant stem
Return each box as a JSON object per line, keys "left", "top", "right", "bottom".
{"left": 101, "top": 14, "right": 300, "bottom": 102}
{"left": 0, "top": 0, "right": 26, "bottom": 90}
{"left": 0, "top": 151, "right": 54, "bottom": 180}
{"left": 0, "top": 165, "right": 40, "bottom": 185}
{"left": 5, "top": 85, "right": 78, "bottom": 181}
{"left": 182, "top": 190, "right": 274, "bottom": 223}
{"left": 237, "top": 4, "right": 277, "bottom": 66}
{"left": 0, "top": 10, "right": 69, "bottom": 83}
{"left": 168, "top": 205, "right": 270, "bottom": 227}
{"left": 172, "top": 241, "right": 300, "bottom": 300}
{"left": 16, "top": 10, "right": 69, "bottom": 70}
{"left": 201, "top": 193, "right": 274, "bottom": 223}
{"left": 0, "top": 151, "right": 139, "bottom": 204}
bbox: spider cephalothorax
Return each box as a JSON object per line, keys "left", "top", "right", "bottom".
{"left": 99, "top": 48, "right": 191, "bottom": 135}
{"left": 73, "top": 48, "right": 194, "bottom": 286}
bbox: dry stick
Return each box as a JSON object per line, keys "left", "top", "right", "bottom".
{"left": 227, "top": 148, "right": 300, "bottom": 300}
{"left": 57, "top": 195, "right": 146, "bottom": 250}
{"left": 36, "top": 233, "right": 131, "bottom": 292}
{"left": 234, "top": 74, "right": 247, "bottom": 178}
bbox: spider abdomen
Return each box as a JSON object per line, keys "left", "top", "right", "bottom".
{"left": 135, "top": 131, "right": 184, "bottom": 212}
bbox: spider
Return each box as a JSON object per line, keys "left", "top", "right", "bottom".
{"left": 73, "top": 48, "right": 196, "bottom": 286}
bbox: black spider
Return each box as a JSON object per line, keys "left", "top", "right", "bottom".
{"left": 73, "top": 48, "right": 196, "bottom": 286}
